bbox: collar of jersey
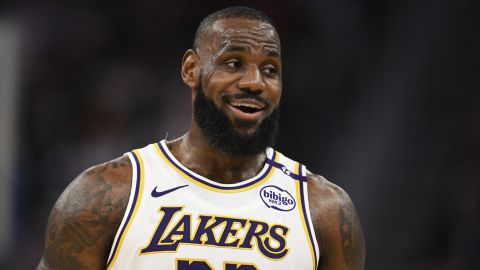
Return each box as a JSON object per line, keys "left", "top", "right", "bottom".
{"left": 154, "top": 140, "right": 278, "bottom": 193}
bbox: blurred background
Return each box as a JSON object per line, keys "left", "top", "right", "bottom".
{"left": 0, "top": 0, "right": 478, "bottom": 269}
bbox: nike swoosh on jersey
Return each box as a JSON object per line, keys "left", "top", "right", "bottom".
{"left": 151, "top": 184, "right": 189, "bottom": 198}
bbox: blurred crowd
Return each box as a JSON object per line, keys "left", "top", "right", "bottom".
{"left": 0, "top": 0, "right": 478, "bottom": 269}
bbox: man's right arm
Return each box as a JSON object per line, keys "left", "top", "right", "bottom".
{"left": 36, "top": 155, "right": 132, "bottom": 270}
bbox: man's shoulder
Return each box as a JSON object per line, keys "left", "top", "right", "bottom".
{"left": 55, "top": 154, "right": 133, "bottom": 223}
{"left": 89, "top": 155, "right": 133, "bottom": 184}
{"left": 38, "top": 155, "right": 134, "bottom": 269}
{"left": 270, "top": 150, "right": 350, "bottom": 202}
{"left": 305, "top": 171, "right": 357, "bottom": 219}
{"left": 306, "top": 171, "right": 349, "bottom": 203}
{"left": 75, "top": 155, "right": 133, "bottom": 195}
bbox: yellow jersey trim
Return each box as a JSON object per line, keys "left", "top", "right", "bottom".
{"left": 154, "top": 142, "right": 278, "bottom": 193}
{"left": 295, "top": 162, "right": 317, "bottom": 270}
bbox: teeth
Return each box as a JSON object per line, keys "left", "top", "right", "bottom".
{"left": 231, "top": 102, "right": 262, "bottom": 109}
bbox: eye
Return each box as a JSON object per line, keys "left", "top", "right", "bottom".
{"left": 261, "top": 64, "right": 278, "bottom": 75}
{"left": 225, "top": 58, "right": 242, "bottom": 69}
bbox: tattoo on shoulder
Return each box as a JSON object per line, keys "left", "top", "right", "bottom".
{"left": 335, "top": 187, "right": 365, "bottom": 270}
{"left": 42, "top": 160, "right": 130, "bottom": 269}
{"left": 110, "top": 157, "right": 130, "bottom": 169}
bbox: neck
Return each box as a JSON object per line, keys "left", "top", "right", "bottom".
{"left": 166, "top": 128, "right": 267, "bottom": 184}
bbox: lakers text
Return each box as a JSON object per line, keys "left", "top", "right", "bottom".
{"left": 141, "top": 206, "right": 289, "bottom": 260}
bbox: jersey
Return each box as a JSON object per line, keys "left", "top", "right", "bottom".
{"left": 106, "top": 140, "right": 319, "bottom": 270}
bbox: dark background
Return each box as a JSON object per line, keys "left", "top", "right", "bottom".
{"left": 0, "top": 0, "right": 479, "bottom": 269}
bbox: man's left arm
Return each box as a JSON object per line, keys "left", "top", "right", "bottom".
{"left": 307, "top": 173, "right": 365, "bottom": 270}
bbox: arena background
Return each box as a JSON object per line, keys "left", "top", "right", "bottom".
{"left": 0, "top": 0, "right": 478, "bottom": 269}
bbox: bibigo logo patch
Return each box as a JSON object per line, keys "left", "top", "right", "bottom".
{"left": 260, "top": 185, "right": 296, "bottom": 212}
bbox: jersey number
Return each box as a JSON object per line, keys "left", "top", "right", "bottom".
{"left": 177, "top": 259, "right": 258, "bottom": 270}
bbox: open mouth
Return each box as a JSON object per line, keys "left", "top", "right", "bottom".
{"left": 230, "top": 102, "right": 264, "bottom": 114}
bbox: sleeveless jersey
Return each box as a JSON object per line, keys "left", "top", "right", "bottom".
{"left": 106, "top": 140, "right": 319, "bottom": 270}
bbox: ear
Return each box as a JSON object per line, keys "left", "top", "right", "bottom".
{"left": 181, "top": 49, "right": 200, "bottom": 90}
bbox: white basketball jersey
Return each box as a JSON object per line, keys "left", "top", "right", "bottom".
{"left": 106, "top": 141, "right": 319, "bottom": 270}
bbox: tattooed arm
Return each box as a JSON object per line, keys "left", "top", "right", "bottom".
{"left": 307, "top": 173, "right": 365, "bottom": 270}
{"left": 36, "top": 156, "right": 132, "bottom": 270}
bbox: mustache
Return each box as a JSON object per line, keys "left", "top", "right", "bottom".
{"left": 221, "top": 93, "right": 270, "bottom": 107}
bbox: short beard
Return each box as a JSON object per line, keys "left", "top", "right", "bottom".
{"left": 193, "top": 85, "right": 279, "bottom": 157}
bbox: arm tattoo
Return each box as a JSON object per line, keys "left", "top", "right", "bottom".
{"left": 41, "top": 159, "right": 130, "bottom": 269}
{"left": 336, "top": 188, "right": 365, "bottom": 270}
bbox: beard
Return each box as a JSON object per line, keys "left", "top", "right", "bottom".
{"left": 193, "top": 84, "right": 279, "bottom": 157}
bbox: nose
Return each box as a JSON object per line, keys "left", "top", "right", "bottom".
{"left": 238, "top": 64, "right": 266, "bottom": 92}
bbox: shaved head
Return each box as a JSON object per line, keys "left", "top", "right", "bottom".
{"left": 193, "top": 6, "right": 279, "bottom": 50}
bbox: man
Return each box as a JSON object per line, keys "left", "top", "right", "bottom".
{"left": 37, "top": 6, "right": 365, "bottom": 270}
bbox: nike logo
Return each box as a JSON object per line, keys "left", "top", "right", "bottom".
{"left": 151, "top": 184, "right": 189, "bottom": 198}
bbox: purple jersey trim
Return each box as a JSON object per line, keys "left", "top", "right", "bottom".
{"left": 157, "top": 142, "right": 276, "bottom": 191}
{"left": 265, "top": 158, "right": 306, "bottom": 181}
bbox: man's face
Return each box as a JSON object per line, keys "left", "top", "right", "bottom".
{"left": 195, "top": 17, "right": 282, "bottom": 135}
{"left": 193, "top": 17, "right": 282, "bottom": 155}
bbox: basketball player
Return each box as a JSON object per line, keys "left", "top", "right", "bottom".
{"left": 37, "top": 6, "right": 365, "bottom": 270}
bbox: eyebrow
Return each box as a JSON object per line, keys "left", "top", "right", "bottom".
{"left": 220, "top": 44, "right": 280, "bottom": 58}
{"left": 221, "top": 44, "right": 250, "bottom": 54}
{"left": 264, "top": 47, "right": 280, "bottom": 58}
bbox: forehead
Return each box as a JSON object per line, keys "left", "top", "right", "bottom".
{"left": 207, "top": 18, "right": 281, "bottom": 55}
